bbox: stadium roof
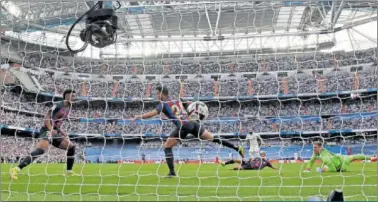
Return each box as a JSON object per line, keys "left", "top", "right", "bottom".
{"left": 2, "top": 1, "right": 376, "bottom": 37}
{"left": 0, "top": 1, "right": 377, "bottom": 59}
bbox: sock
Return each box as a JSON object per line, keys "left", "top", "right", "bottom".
{"left": 66, "top": 146, "right": 75, "bottom": 171}
{"left": 212, "top": 136, "right": 238, "bottom": 151}
{"left": 18, "top": 148, "right": 44, "bottom": 170}
{"left": 225, "top": 160, "right": 235, "bottom": 165}
{"left": 352, "top": 154, "right": 369, "bottom": 161}
{"left": 164, "top": 148, "right": 175, "bottom": 175}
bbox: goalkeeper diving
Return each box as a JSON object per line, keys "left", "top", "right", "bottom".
{"left": 304, "top": 141, "right": 377, "bottom": 173}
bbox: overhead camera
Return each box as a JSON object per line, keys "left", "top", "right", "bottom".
{"left": 80, "top": 7, "right": 118, "bottom": 48}
{"left": 66, "top": 1, "right": 120, "bottom": 53}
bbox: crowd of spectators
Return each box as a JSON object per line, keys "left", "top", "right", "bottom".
{"left": 33, "top": 65, "right": 376, "bottom": 98}
{"left": 2, "top": 90, "right": 376, "bottom": 120}
{"left": 18, "top": 47, "right": 377, "bottom": 98}
{"left": 0, "top": 136, "right": 85, "bottom": 164}
{"left": 1, "top": 108, "right": 376, "bottom": 135}
{"left": 22, "top": 48, "right": 376, "bottom": 75}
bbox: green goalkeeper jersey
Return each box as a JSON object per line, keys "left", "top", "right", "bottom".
{"left": 306, "top": 148, "right": 342, "bottom": 172}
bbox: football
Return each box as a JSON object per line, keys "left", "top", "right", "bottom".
{"left": 187, "top": 101, "right": 209, "bottom": 121}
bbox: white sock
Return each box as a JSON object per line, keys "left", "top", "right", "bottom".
{"left": 67, "top": 170, "right": 73, "bottom": 173}
{"left": 15, "top": 167, "right": 21, "bottom": 172}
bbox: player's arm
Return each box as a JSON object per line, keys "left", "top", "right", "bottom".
{"left": 266, "top": 161, "right": 278, "bottom": 170}
{"left": 304, "top": 153, "right": 316, "bottom": 172}
{"left": 258, "top": 134, "right": 265, "bottom": 146}
{"left": 45, "top": 104, "right": 61, "bottom": 132}
{"left": 133, "top": 103, "right": 161, "bottom": 121}
{"left": 320, "top": 164, "right": 336, "bottom": 172}
{"left": 321, "top": 157, "right": 338, "bottom": 172}
{"left": 44, "top": 109, "right": 55, "bottom": 133}
{"left": 134, "top": 110, "right": 159, "bottom": 120}
{"left": 180, "top": 98, "right": 192, "bottom": 111}
{"left": 57, "top": 127, "right": 69, "bottom": 137}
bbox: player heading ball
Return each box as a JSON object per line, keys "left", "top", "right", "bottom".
{"left": 132, "top": 86, "right": 245, "bottom": 177}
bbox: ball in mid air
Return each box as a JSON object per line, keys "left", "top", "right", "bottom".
{"left": 187, "top": 101, "right": 209, "bottom": 121}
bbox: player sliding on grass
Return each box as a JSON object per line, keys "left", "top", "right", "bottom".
{"left": 132, "top": 86, "right": 245, "bottom": 177}
{"left": 220, "top": 151, "right": 277, "bottom": 170}
{"left": 10, "top": 90, "right": 78, "bottom": 179}
{"left": 304, "top": 141, "right": 377, "bottom": 173}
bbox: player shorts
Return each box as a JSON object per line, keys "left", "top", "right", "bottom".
{"left": 169, "top": 121, "right": 205, "bottom": 139}
{"left": 36, "top": 127, "right": 64, "bottom": 148}
{"left": 240, "top": 161, "right": 256, "bottom": 170}
{"left": 249, "top": 146, "right": 260, "bottom": 157}
{"left": 336, "top": 155, "right": 352, "bottom": 172}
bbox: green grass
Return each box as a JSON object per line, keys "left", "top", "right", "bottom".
{"left": 1, "top": 163, "right": 376, "bottom": 201}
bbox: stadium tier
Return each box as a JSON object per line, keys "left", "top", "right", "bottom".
{"left": 21, "top": 48, "right": 377, "bottom": 74}
{"left": 1, "top": 0, "right": 377, "bottom": 201}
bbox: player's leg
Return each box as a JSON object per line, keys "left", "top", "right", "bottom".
{"left": 232, "top": 164, "right": 244, "bottom": 170}
{"left": 249, "top": 146, "right": 260, "bottom": 160}
{"left": 338, "top": 155, "right": 351, "bottom": 172}
{"left": 220, "top": 159, "right": 243, "bottom": 166}
{"left": 200, "top": 129, "right": 244, "bottom": 157}
{"left": 189, "top": 121, "right": 244, "bottom": 157}
{"left": 15, "top": 140, "right": 48, "bottom": 170}
{"left": 53, "top": 137, "right": 77, "bottom": 175}
{"left": 163, "top": 128, "right": 181, "bottom": 177}
{"left": 337, "top": 154, "right": 376, "bottom": 172}
{"left": 232, "top": 161, "right": 249, "bottom": 170}
{"left": 349, "top": 154, "right": 376, "bottom": 162}
{"left": 10, "top": 129, "right": 50, "bottom": 179}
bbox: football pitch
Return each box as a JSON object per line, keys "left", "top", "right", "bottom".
{"left": 1, "top": 163, "right": 377, "bottom": 201}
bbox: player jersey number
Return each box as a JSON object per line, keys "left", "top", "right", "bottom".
{"left": 170, "top": 103, "right": 187, "bottom": 119}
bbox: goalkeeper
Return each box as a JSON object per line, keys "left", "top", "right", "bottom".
{"left": 304, "top": 141, "right": 377, "bottom": 173}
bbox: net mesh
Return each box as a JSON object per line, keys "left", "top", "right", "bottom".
{"left": 0, "top": 0, "right": 377, "bottom": 201}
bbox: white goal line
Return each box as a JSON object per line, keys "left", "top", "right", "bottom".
{"left": 2, "top": 172, "right": 376, "bottom": 179}
{"left": 2, "top": 182, "right": 377, "bottom": 188}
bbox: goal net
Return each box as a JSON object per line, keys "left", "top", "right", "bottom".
{"left": 1, "top": 0, "right": 377, "bottom": 201}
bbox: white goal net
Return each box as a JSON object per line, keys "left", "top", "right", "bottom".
{"left": 1, "top": 0, "right": 377, "bottom": 201}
